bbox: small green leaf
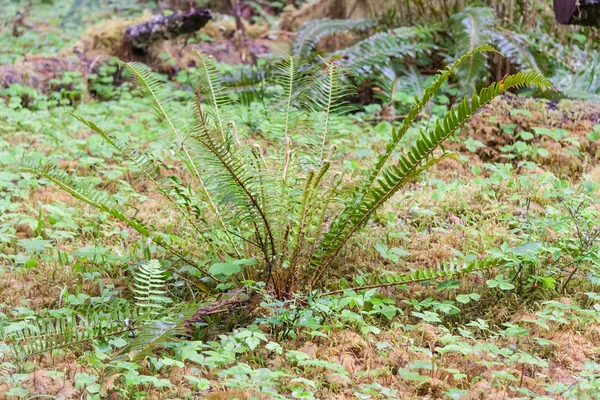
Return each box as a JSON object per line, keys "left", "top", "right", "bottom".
{"left": 587, "top": 131, "right": 599, "bottom": 141}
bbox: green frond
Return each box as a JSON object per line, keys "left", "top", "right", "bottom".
{"left": 122, "top": 62, "right": 182, "bottom": 138}
{"left": 15, "top": 158, "right": 217, "bottom": 282}
{"left": 124, "top": 58, "right": 238, "bottom": 256}
{"left": 449, "top": 7, "right": 495, "bottom": 88}
{"left": 308, "top": 60, "right": 354, "bottom": 166}
{"left": 292, "top": 18, "right": 376, "bottom": 58}
{"left": 188, "top": 95, "right": 277, "bottom": 260}
{"left": 69, "top": 113, "right": 223, "bottom": 254}
{"left": 16, "top": 158, "right": 151, "bottom": 237}
{"left": 194, "top": 52, "right": 232, "bottom": 141}
{"left": 271, "top": 55, "right": 311, "bottom": 146}
{"left": 309, "top": 70, "right": 552, "bottom": 286}
{"left": 3, "top": 307, "right": 137, "bottom": 360}
{"left": 351, "top": 45, "right": 497, "bottom": 208}
{"left": 324, "top": 257, "right": 499, "bottom": 295}
{"left": 331, "top": 26, "right": 437, "bottom": 75}
{"left": 134, "top": 260, "right": 172, "bottom": 320}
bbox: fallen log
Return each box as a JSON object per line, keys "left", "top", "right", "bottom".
{"left": 1, "top": 9, "right": 213, "bottom": 91}
{"left": 124, "top": 9, "right": 212, "bottom": 51}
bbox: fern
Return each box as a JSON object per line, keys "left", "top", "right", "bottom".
{"left": 11, "top": 49, "right": 551, "bottom": 298}
{"left": 331, "top": 26, "right": 437, "bottom": 75}
{"left": 292, "top": 18, "right": 376, "bottom": 58}
{"left": 3, "top": 306, "right": 137, "bottom": 360}
{"left": 134, "top": 260, "right": 172, "bottom": 319}
{"left": 15, "top": 158, "right": 217, "bottom": 282}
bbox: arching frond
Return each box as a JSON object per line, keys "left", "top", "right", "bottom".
{"left": 309, "top": 70, "right": 552, "bottom": 287}
{"left": 15, "top": 158, "right": 216, "bottom": 281}
{"left": 4, "top": 306, "right": 137, "bottom": 360}
{"left": 122, "top": 62, "right": 183, "bottom": 138}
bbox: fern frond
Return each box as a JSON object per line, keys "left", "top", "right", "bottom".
{"left": 4, "top": 307, "right": 137, "bottom": 360}
{"left": 331, "top": 26, "right": 437, "bottom": 75}
{"left": 308, "top": 60, "right": 354, "bottom": 166}
{"left": 309, "top": 70, "right": 552, "bottom": 287}
{"left": 351, "top": 45, "right": 497, "bottom": 209}
{"left": 189, "top": 92, "right": 277, "bottom": 261}
{"left": 272, "top": 56, "right": 311, "bottom": 147}
{"left": 323, "top": 257, "right": 499, "bottom": 295}
{"left": 292, "top": 18, "right": 376, "bottom": 58}
{"left": 194, "top": 52, "right": 232, "bottom": 141}
{"left": 134, "top": 260, "right": 172, "bottom": 319}
{"left": 449, "top": 7, "right": 495, "bottom": 89}
{"left": 69, "top": 113, "right": 225, "bottom": 254}
{"left": 15, "top": 158, "right": 217, "bottom": 282}
{"left": 17, "top": 158, "right": 151, "bottom": 236}
{"left": 123, "top": 60, "right": 238, "bottom": 256}
{"left": 122, "top": 62, "right": 183, "bottom": 138}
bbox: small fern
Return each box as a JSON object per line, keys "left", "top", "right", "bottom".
{"left": 331, "top": 26, "right": 437, "bottom": 75}
{"left": 133, "top": 260, "right": 172, "bottom": 320}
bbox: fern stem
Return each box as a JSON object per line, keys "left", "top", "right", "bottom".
{"left": 318, "top": 62, "right": 335, "bottom": 166}
{"left": 286, "top": 169, "right": 316, "bottom": 288}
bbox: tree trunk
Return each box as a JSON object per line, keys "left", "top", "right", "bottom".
{"left": 124, "top": 9, "right": 212, "bottom": 51}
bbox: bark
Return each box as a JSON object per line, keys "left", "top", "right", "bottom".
{"left": 124, "top": 9, "right": 212, "bottom": 51}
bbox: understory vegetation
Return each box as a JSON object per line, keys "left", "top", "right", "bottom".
{"left": 1, "top": 0, "right": 600, "bottom": 399}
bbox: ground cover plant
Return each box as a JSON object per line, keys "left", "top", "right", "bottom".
{"left": 1, "top": 0, "right": 600, "bottom": 399}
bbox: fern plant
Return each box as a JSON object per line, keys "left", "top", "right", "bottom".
{"left": 14, "top": 47, "right": 551, "bottom": 298}
{"left": 133, "top": 260, "right": 172, "bottom": 320}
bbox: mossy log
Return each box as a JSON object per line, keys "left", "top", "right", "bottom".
{"left": 124, "top": 9, "right": 212, "bottom": 51}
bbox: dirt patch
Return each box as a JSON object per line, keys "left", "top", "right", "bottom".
{"left": 457, "top": 95, "right": 600, "bottom": 179}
